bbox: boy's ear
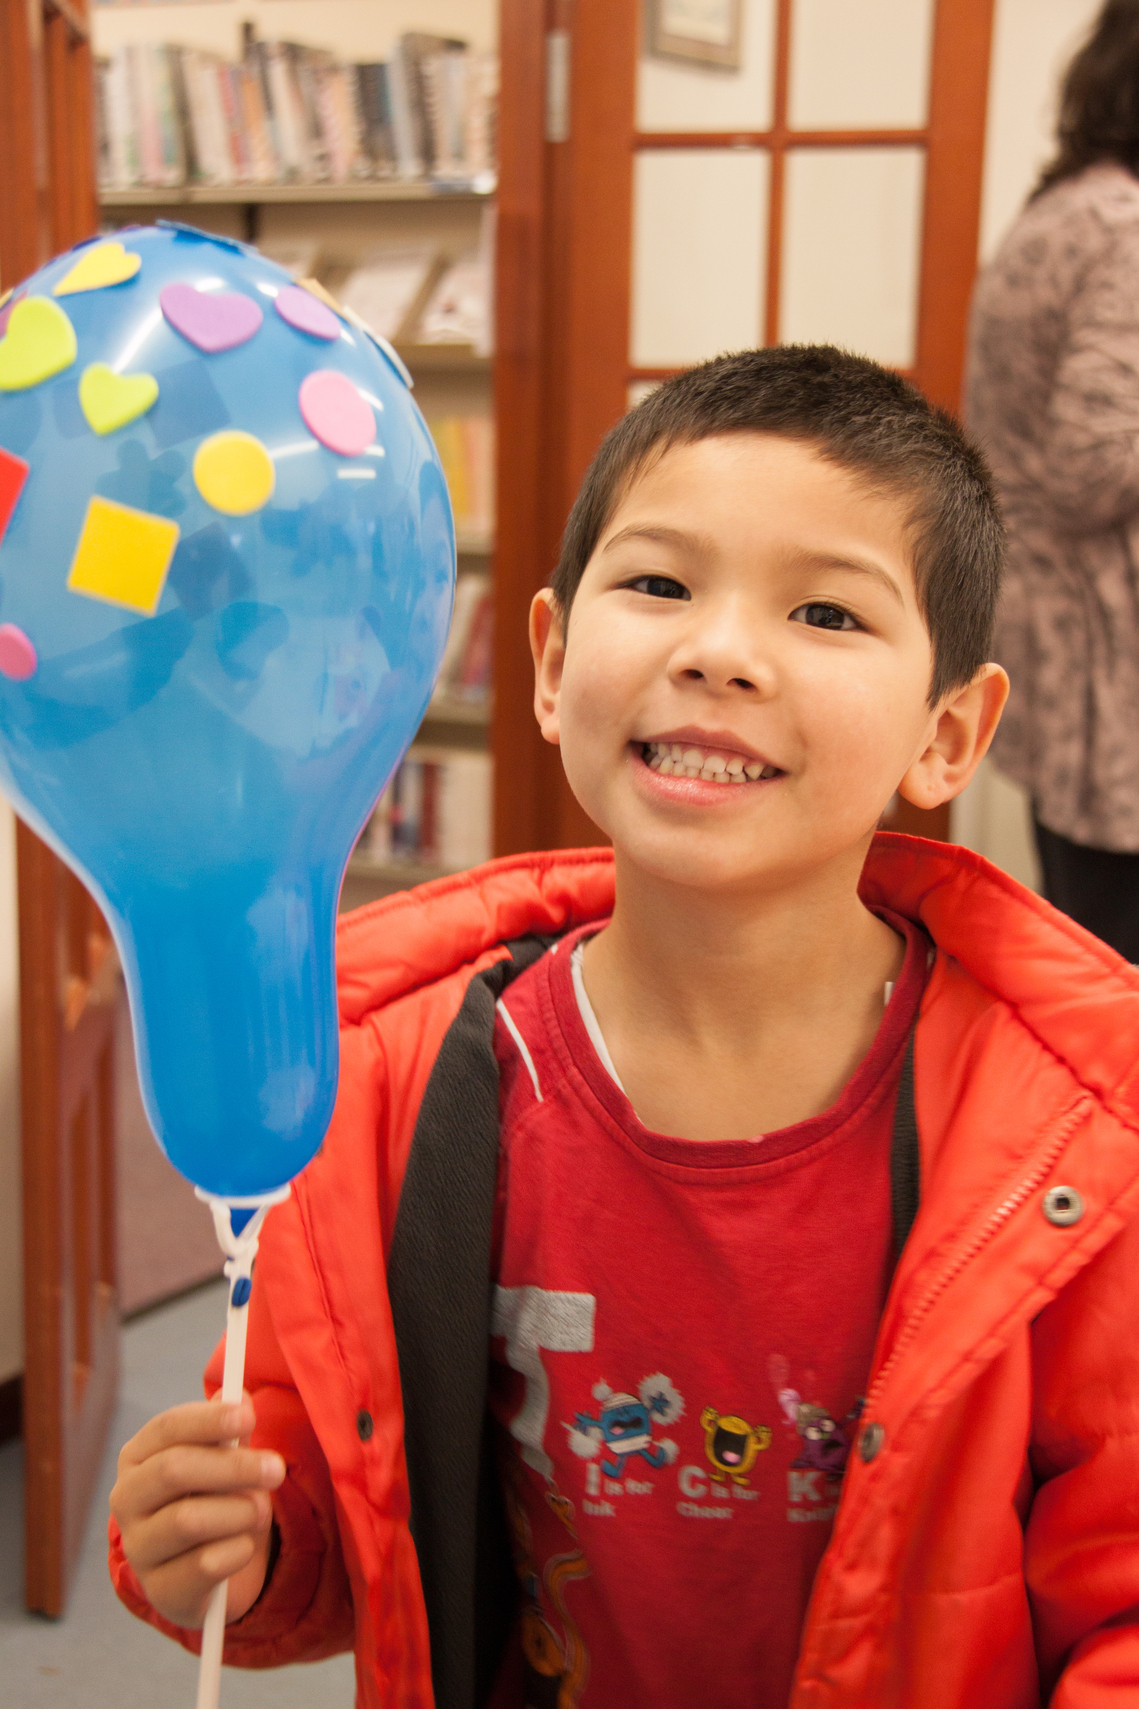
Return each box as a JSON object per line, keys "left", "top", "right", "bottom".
{"left": 896, "top": 662, "right": 1010, "bottom": 811}
{"left": 530, "top": 588, "right": 566, "bottom": 747}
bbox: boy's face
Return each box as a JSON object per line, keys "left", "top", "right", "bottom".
{"left": 531, "top": 433, "right": 1000, "bottom": 895}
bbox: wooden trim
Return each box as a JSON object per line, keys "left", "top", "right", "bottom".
{"left": 763, "top": 0, "right": 793, "bottom": 345}
{"left": 0, "top": 1374, "right": 21, "bottom": 1445}
{"left": 635, "top": 129, "right": 928, "bottom": 148}
{"left": 0, "top": 0, "right": 52, "bottom": 286}
{"left": 44, "top": 0, "right": 89, "bottom": 42}
{"left": 913, "top": 0, "right": 996, "bottom": 412}
{"left": 493, "top": 0, "right": 550, "bottom": 856}
{"left": 18, "top": 825, "right": 66, "bottom": 1614}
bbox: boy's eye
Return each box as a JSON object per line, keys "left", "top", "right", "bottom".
{"left": 627, "top": 574, "right": 689, "bottom": 600}
{"left": 791, "top": 602, "right": 859, "bottom": 631}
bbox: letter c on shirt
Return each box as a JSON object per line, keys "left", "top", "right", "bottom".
{"left": 678, "top": 1464, "right": 708, "bottom": 1500}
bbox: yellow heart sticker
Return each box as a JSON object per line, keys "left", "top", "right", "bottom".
{"left": 0, "top": 297, "right": 77, "bottom": 392}
{"left": 53, "top": 241, "right": 141, "bottom": 298}
{"left": 79, "top": 363, "right": 159, "bottom": 436}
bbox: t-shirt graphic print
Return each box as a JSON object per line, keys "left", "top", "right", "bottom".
{"left": 489, "top": 916, "right": 929, "bottom": 1709}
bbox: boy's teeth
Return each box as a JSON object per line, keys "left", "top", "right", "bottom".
{"left": 642, "top": 741, "right": 778, "bottom": 784}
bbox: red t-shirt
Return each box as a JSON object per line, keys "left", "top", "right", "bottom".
{"left": 489, "top": 916, "right": 928, "bottom": 1709}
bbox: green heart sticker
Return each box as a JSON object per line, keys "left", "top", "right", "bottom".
{"left": 79, "top": 363, "right": 160, "bottom": 436}
{"left": 0, "top": 297, "right": 77, "bottom": 392}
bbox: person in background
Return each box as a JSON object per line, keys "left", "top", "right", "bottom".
{"left": 967, "top": 0, "right": 1139, "bottom": 960}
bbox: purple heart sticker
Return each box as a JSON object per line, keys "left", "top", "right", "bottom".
{"left": 274, "top": 284, "right": 341, "bottom": 342}
{"left": 159, "top": 282, "right": 264, "bottom": 353}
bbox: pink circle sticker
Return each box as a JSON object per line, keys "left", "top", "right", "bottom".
{"left": 298, "top": 370, "right": 376, "bottom": 457}
{"left": 275, "top": 284, "right": 340, "bottom": 341}
{"left": 0, "top": 623, "right": 37, "bottom": 680}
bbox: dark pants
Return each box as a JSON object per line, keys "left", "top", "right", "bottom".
{"left": 1034, "top": 819, "right": 1139, "bottom": 963}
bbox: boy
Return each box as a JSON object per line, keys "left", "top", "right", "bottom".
{"left": 109, "top": 347, "right": 1139, "bottom": 1708}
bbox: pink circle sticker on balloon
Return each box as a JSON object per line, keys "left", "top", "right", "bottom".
{"left": 275, "top": 284, "right": 340, "bottom": 342}
{"left": 0, "top": 623, "right": 37, "bottom": 681}
{"left": 298, "top": 370, "right": 376, "bottom": 457}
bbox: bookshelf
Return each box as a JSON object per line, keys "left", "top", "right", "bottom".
{"left": 91, "top": 0, "right": 498, "bottom": 905}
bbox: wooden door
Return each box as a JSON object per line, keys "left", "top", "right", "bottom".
{"left": 494, "top": 0, "right": 996, "bottom": 853}
{"left": 0, "top": 0, "right": 118, "bottom": 1616}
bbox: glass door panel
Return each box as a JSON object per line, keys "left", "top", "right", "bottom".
{"left": 780, "top": 146, "right": 925, "bottom": 365}
{"left": 636, "top": 0, "right": 777, "bottom": 131}
{"left": 631, "top": 149, "right": 770, "bottom": 367}
{"left": 788, "top": 0, "right": 935, "bottom": 129}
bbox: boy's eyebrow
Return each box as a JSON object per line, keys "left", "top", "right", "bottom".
{"left": 601, "top": 524, "right": 711, "bottom": 558}
{"left": 785, "top": 547, "right": 906, "bottom": 607}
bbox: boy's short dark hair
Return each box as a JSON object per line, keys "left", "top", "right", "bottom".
{"left": 551, "top": 345, "right": 1005, "bottom": 705}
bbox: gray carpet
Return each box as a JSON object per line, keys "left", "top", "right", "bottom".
{"left": 0, "top": 1281, "right": 355, "bottom": 1707}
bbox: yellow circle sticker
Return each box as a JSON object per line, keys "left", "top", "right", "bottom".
{"left": 193, "top": 430, "right": 275, "bottom": 515}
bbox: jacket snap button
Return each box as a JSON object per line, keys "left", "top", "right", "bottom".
{"left": 859, "top": 1422, "right": 885, "bottom": 1464}
{"left": 1042, "top": 1185, "right": 1084, "bottom": 1227}
{"left": 356, "top": 1409, "right": 374, "bottom": 1442}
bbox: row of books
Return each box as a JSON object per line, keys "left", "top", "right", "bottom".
{"left": 358, "top": 749, "right": 492, "bottom": 871}
{"left": 96, "top": 31, "right": 498, "bottom": 191}
{"left": 433, "top": 575, "right": 493, "bottom": 707}
{"left": 326, "top": 238, "right": 493, "bottom": 353}
{"left": 429, "top": 417, "right": 495, "bottom": 540}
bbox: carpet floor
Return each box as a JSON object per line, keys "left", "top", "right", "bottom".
{"left": 0, "top": 1280, "right": 355, "bottom": 1707}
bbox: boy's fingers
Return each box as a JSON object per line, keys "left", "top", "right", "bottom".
{"left": 126, "top": 1490, "right": 272, "bottom": 1575}
{"left": 112, "top": 1443, "right": 285, "bottom": 1527}
{"left": 142, "top": 1536, "right": 257, "bottom": 1627}
{"left": 117, "top": 1400, "right": 256, "bottom": 1473}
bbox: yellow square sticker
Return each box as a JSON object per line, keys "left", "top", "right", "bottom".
{"left": 67, "top": 496, "right": 180, "bottom": 615}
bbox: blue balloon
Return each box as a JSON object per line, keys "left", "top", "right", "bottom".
{"left": 0, "top": 225, "right": 454, "bottom": 1196}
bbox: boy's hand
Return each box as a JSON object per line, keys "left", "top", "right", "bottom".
{"left": 110, "top": 1397, "right": 285, "bottom": 1630}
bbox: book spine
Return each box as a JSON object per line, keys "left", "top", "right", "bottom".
{"left": 386, "top": 47, "right": 423, "bottom": 179}
{"left": 266, "top": 44, "right": 304, "bottom": 179}
{"left": 167, "top": 48, "right": 197, "bottom": 185}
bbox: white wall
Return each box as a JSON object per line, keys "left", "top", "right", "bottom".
{"left": 0, "top": 803, "right": 21, "bottom": 1384}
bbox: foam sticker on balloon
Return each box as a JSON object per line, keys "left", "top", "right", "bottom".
{"left": 53, "top": 241, "right": 141, "bottom": 297}
{"left": 79, "top": 363, "right": 160, "bottom": 436}
{"left": 67, "top": 495, "right": 181, "bottom": 614}
{"left": 0, "top": 624, "right": 36, "bottom": 681}
{"left": 0, "top": 445, "right": 29, "bottom": 546}
{"left": 298, "top": 369, "right": 376, "bottom": 456}
{"left": 274, "top": 284, "right": 341, "bottom": 341}
{"left": 160, "top": 281, "right": 264, "bottom": 352}
{"left": 193, "top": 430, "right": 275, "bottom": 514}
{"left": 0, "top": 297, "right": 77, "bottom": 391}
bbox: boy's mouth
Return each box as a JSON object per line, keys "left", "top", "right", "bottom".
{"left": 638, "top": 740, "right": 782, "bottom": 784}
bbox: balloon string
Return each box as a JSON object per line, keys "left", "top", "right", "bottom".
{"left": 193, "top": 1188, "right": 290, "bottom": 1709}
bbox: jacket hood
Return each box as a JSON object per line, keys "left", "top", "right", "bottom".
{"left": 336, "top": 832, "right": 1139, "bottom": 1128}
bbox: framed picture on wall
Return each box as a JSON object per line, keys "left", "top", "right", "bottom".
{"left": 646, "top": 0, "right": 743, "bottom": 70}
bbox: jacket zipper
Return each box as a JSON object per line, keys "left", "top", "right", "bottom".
{"left": 862, "top": 1106, "right": 1088, "bottom": 1417}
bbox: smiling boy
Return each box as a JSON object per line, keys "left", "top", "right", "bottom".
{"left": 110, "top": 348, "right": 1139, "bottom": 1708}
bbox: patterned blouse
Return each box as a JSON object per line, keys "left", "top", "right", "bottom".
{"left": 967, "top": 160, "right": 1139, "bottom": 851}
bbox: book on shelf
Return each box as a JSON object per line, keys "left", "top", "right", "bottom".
{"left": 432, "top": 573, "right": 493, "bottom": 708}
{"left": 360, "top": 747, "right": 492, "bottom": 871}
{"left": 95, "top": 31, "right": 498, "bottom": 195}
{"left": 428, "top": 417, "right": 495, "bottom": 541}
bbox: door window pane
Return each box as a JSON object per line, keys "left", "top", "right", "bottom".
{"left": 637, "top": 0, "right": 776, "bottom": 132}
{"left": 780, "top": 147, "right": 924, "bottom": 367}
{"left": 631, "top": 149, "right": 769, "bottom": 367}
{"left": 788, "top": 0, "right": 934, "bottom": 130}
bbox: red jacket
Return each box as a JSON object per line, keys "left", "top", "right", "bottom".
{"left": 110, "top": 834, "right": 1139, "bottom": 1707}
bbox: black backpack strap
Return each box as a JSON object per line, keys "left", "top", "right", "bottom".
{"left": 890, "top": 1027, "right": 920, "bottom": 1264}
{"left": 387, "top": 934, "right": 554, "bottom": 1709}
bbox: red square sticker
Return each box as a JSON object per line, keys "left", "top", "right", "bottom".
{"left": 0, "top": 446, "right": 29, "bottom": 549}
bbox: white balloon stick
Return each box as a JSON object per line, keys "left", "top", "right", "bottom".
{"left": 194, "top": 1187, "right": 291, "bottom": 1709}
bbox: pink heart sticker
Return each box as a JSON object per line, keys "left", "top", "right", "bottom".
{"left": 298, "top": 370, "right": 376, "bottom": 457}
{"left": 159, "top": 282, "right": 263, "bottom": 353}
{"left": 275, "top": 284, "right": 341, "bottom": 342}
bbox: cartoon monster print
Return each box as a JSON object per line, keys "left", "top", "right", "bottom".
{"left": 699, "top": 1406, "right": 773, "bottom": 1485}
{"left": 769, "top": 1354, "right": 863, "bottom": 1484}
{"left": 501, "top": 1452, "right": 591, "bottom": 1709}
{"left": 566, "top": 1373, "right": 685, "bottom": 1478}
